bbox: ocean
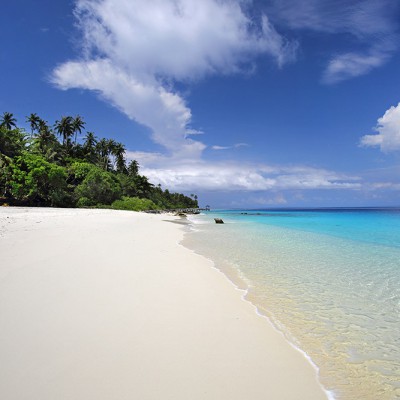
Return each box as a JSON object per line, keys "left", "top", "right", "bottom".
{"left": 182, "top": 208, "right": 400, "bottom": 400}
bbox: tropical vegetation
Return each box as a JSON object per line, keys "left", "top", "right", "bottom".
{"left": 0, "top": 112, "right": 198, "bottom": 211}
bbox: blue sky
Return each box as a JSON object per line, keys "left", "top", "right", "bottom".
{"left": 1, "top": 0, "right": 400, "bottom": 208}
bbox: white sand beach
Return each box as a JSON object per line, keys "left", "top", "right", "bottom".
{"left": 0, "top": 207, "right": 327, "bottom": 400}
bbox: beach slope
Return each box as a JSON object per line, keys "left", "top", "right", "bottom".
{"left": 0, "top": 208, "right": 327, "bottom": 399}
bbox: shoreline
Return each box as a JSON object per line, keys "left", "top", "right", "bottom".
{"left": 183, "top": 210, "right": 400, "bottom": 400}
{"left": 180, "top": 218, "right": 335, "bottom": 400}
{"left": 0, "top": 207, "right": 328, "bottom": 399}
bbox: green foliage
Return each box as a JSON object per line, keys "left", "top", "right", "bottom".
{"left": 116, "top": 173, "right": 138, "bottom": 197}
{"left": 147, "top": 184, "right": 198, "bottom": 209}
{"left": 69, "top": 161, "right": 95, "bottom": 182}
{"left": 9, "top": 153, "right": 69, "bottom": 206}
{"left": 1, "top": 111, "right": 200, "bottom": 210}
{"left": 0, "top": 125, "right": 27, "bottom": 157}
{"left": 76, "top": 197, "right": 93, "bottom": 208}
{"left": 0, "top": 153, "right": 13, "bottom": 198}
{"left": 75, "top": 166, "right": 122, "bottom": 206}
{"left": 111, "top": 196, "right": 159, "bottom": 211}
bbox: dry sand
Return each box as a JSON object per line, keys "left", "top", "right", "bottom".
{"left": 0, "top": 207, "right": 327, "bottom": 399}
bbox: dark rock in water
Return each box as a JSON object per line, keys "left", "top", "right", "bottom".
{"left": 214, "top": 218, "right": 224, "bottom": 224}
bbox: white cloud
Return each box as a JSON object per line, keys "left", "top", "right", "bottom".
{"left": 53, "top": 59, "right": 204, "bottom": 157}
{"left": 52, "top": 0, "right": 297, "bottom": 157}
{"left": 73, "top": 0, "right": 296, "bottom": 80}
{"left": 370, "top": 182, "right": 400, "bottom": 190}
{"left": 267, "top": 0, "right": 399, "bottom": 83}
{"left": 127, "top": 152, "right": 361, "bottom": 192}
{"left": 211, "top": 145, "right": 231, "bottom": 151}
{"left": 322, "top": 49, "right": 390, "bottom": 84}
{"left": 268, "top": 0, "right": 398, "bottom": 37}
{"left": 360, "top": 103, "right": 400, "bottom": 152}
{"left": 211, "top": 142, "right": 249, "bottom": 150}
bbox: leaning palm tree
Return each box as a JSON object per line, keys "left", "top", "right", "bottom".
{"left": 0, "top": 112, "right": 17, "bottom": 130}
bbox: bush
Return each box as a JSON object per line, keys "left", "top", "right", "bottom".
{"left": 10, "top": 154, "right": 68, "bottom": 206}
{"left": 75, "top": 167, "right": 122, "bottom": 205}
{"left": 69, "top": 161, "right": 95, "bottom": 180}
{"left": 111, "top": 196, "right": 159, "bottom": 211}
{"left": 76, "top": 197, "right": 93, "bottom": 208}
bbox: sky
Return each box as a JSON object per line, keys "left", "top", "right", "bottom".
{"left": 1, "top": 0, "right": 400, "bottom": 208}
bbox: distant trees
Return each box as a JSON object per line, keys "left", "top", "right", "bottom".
{"left": 0, "top": 111, "right": 199, "bottom": 210}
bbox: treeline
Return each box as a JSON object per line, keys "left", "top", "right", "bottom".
{"left": 0, "top": 112, "right": 198, "bottom": 210}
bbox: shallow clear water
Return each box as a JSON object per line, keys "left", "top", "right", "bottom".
{"left": 182, "top": 208, "right": 400, "bottom": 400}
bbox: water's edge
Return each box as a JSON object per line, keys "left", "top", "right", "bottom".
{"left": 178, "top": 219, "right": 335, "bottom": 400}
{"left": 178, "top": 210, "right": 400, "bottom": 400}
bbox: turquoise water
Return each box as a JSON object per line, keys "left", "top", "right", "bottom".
{"left": 182, "top": 208, "right": 400, "bottom": 400}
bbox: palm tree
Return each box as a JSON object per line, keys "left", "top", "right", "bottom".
{"left": 72, "top": 115, "right": 85, "bottom": 144}
{"left": 112, "top": 142, "right": 127, "bottom": 173}
{"left": 54, "top": 116, "right": 74, "bottom": 146}
{"left": 0, "top": 112, "right": 17, "bottom": 130}
{"left": 96, "top": 138, "right": 112, "bottom": 170}
{"left": 105, "top": 138, "right": 118, "bottom": 169}
{"left": 38, "top": 119, "right": 49, "bottom": 134}
{"left": 134, "top": 174, "right": 154, "bottom": 197}
{"left": 83, "top": 131, "right": 97, "bottom": 162}
{"left": 26, "top": 113, "right": 41, "bottom": 136}
{"left": 84, "top": 131, "right": 97, "bottom": 149}
{"left": 127, "top": 160, "right": 139, "bottom": 176}
{"left": 35, "top": 122, "right": 57, "bottom": 155}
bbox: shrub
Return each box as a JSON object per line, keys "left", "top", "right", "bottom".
{"left": 76, "top": 197, "right": 93, "bottom": 208}
{"left": 75, "top": 167, "right": 122, "bottom": 205}
{"left": 111, "top": 196, "right": 159, "bottom": 211}
{"left": 10, "top": 154, "right": 68, "bottom": 206}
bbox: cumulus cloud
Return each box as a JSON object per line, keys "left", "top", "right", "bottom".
{"left": 267, "top": 0, "right": 399, "bottom": 83}
{"left": 53, "top": 59, "right": 205, "bottom": 157}
{"left": 52, "top": 0, "right": 297, "bottom": 157}
{"left": 360, "top": 103, "right": 400, "bottom": 152}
